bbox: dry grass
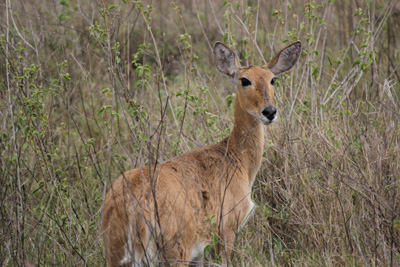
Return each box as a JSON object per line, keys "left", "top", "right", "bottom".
{"left": 0, "top": 0, "right": 399, "bottom": 266}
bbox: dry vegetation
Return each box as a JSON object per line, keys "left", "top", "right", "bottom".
{"left": 1, "top": 0, "right": 400, "bottom": 266}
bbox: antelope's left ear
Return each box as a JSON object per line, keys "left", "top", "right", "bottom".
{"left": 267, "top": 41, "right": 301, "bottom": 75}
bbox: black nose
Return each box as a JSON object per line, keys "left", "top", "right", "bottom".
{"left": 262, "top": 106, "right": 277, "bottom": 121}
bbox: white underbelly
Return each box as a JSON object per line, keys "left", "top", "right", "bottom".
{"left": 239, "top": 198, "right": 256, "bottom": 231}
{"left": 190, "top": 241, "right": 208, "bottom": 260}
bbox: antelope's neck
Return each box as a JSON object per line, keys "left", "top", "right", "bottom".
{"left": 227, "top": 97, "right": 264, "bottom": 186}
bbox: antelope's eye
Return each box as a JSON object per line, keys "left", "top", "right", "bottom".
{"left": 270, "top": 77, "right": 277, "bottom": 85}
{"left": 240, "top": 78, "right": 251, "bottom": 87}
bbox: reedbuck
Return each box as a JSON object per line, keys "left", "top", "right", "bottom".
{"left": 102, "top": 41, "right": 301, "bottom": 266}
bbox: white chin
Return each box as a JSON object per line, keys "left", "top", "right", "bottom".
{"left": 261, "top": 115, "right": 277, "bottom": 125}
{"left": 262, "top": 119, "right": 273, "bottom": 125}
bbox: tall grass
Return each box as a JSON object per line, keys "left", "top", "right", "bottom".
{"left": 0, "top": 0, "right": 399, "bottom": 266}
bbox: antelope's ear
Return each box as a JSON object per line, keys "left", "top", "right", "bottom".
{"left": 213, "top": 42, "right": 240, "bottom": 84}
{"left": 267, "top": 41, "right": 301, "bottom": 75}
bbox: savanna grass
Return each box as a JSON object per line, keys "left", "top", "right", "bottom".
{"left": 0, "top": 0, "right": 399, "bottom": 266}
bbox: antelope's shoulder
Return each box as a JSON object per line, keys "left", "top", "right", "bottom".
{"left": 170, "top": 140, "right": 241, "bottom": 171}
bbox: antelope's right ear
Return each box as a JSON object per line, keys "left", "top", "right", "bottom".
{"left": 267, "top": 41, "right": 301, "bottom": 75}
{"left": 213, "top": 42, "right": 240, "bottom": 84}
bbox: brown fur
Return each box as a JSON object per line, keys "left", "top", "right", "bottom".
{"left": 102, "top": 41, "right": 301, "bottom": 266}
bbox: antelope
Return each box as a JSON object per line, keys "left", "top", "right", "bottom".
{"left": 102, "top": 41, "right": 301, "bottom": 266}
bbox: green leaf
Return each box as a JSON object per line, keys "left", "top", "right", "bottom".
{"left": 204, "top": 244, "right": 211, "bottom": 258}
{"left": 223, "top": 32, "right": 228, "bottom": 44}
{"left": 112, "top": 111, "right": 120, "bottom": 118}
{"left": 393, "top": 220, "right": 400, "bottom": 230}
{"left": 98, "top": 107, "right": 105, "bottom": 115}
{"left": 352, "top": 58, "right": 360, "bottom": 66}
{"left": 62, "top": 73, "right": 71, "bottom": 81}
{"left": 312, "top": 66, "right": 319, "bottom": 78}
{"left": 22, "top": 143, "right": 28, "bottom": 151}
{"left": 98, "top": 105, "right": 111, "bottom": 116}
{"left": 60, "top": 0, "right": 69, "bottom": 7}
{"left": 211, "top": 233, "right": 219, "bottom": 246}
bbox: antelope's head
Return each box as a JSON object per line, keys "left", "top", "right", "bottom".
{"left": 213, "top": 41, "right": 301, "bottom": 125}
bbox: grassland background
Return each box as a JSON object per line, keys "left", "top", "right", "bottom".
{"left": 1, "top": 0, "right": 400, "bottom": 266}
